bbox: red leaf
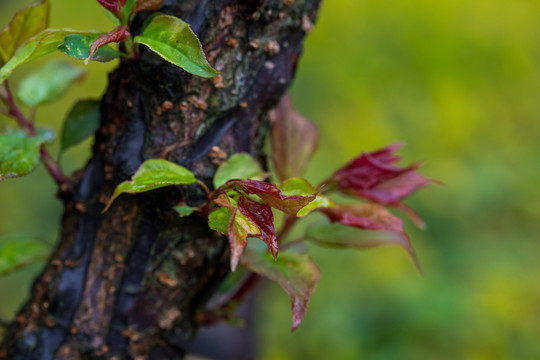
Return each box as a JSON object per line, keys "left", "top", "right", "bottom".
{"left": 320, "top": 203, "right": 403, "bottom": 233}
{"left": 269, "top": 95, "right": 319, "bottom": 181}
{"left": 319, "top": 204, "right": 422, "bottom": 273}
{"left": 333, "top": 147, "right": 417, "bottom": 190}
{"left": 332, "top": 143, "right": 433, "bottom": 226}
{"left": 356, "top": 171, "right": 431, "bottom": 204}
{"left": 214, "top": 195, "right": 261, "bottom": 271}
{"left": 369, "top": 142, "right": 405, "bottom": 164}
{"left": 357, "top": 171, "right": 432, "bottom": 228}
{"left": 329, "top": 204, "right": 398, "bottom": 231}
{"left": 133, "top": 0, "right": 163, "bottom": 13}
{"left": 87, "top": 25, "right": 130, "bottom": 63}
{"left": 228, "top": 179, "right": 317, "bottom": 216}
{"left": 96, "top": 0, "right": 121, "bottom": 14}
{"left": 238, "top": 196, "right": 278, "bottom": 259}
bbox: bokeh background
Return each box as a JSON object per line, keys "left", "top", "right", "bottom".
{"left": 1, "top": 0, "right": 540, "bottom": 358}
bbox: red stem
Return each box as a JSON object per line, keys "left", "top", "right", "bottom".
{"left": 40, "top": 146, "right": 69, "bottom": 185}
{"left": 1, "top": 81, "right": 69, "bottom": 186}
{"left": 276, "top": 215, "right": 298, "bottom": 245}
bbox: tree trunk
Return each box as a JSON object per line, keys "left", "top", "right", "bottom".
{"left": 0, "top": 0, "right": 321, "bottom": 359}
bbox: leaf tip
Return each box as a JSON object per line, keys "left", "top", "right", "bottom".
{"left": 101, "top": 199, "right": 114, "bottom": 213}
{"left": 291, "top": 310, "right": 303, "bottom": 332}
{"left": 230, "top": 256, "right": 239, "bottom": 273}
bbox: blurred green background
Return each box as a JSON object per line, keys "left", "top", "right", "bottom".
{"left": 2, "top": 0, "right": 540, "bottom": 359}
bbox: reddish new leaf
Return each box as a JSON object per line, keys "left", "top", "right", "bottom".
{"left": 368, "top": 142, "right": 404, "bottom": 164}
{"left": 358, "top": 171, "right": 432, "bottom": 228}
{"left": 319, "top": 203, "right": 421, "bottom": 273}
{"left": 96, "top": 0, "right": 121, "bottom": 14}
{"left": 332, "top": 143, "right": 433, "bottom": 226}
{"left": 133, "top": 0, "right": 163, "bottom": 13}
{"left": 269, "top": 95, "right": 318, "bottom": 181}
{"left": 87, "top": 25, "right": 130, "bottom": 63}
{"left": 240, "top": 249, "right": 320, "bottom": 332}
{"left": 333, "top": 146, "right": 417, "bottom": 190}
{"left": 358, "top": 171, "right": 431, "bottom": 204}
{"left": 228, "top": 179, "right": 317, "bottom": 216}
{"left": 213, "top": 195, "right": 261, "bottom": 271}
{"left": 238, "top": 196, "right": 278, "bottom": 259}
{"left": 227, "top": 208, "right": 248, "bottom": 271}
{"left": 320, "top": 203, "right": 403, "bottom": 233}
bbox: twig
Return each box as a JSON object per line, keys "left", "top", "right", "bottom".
{"left": 280, "top": 237, "right": 305, "bottom": 251}
{"left": 276, "top": 216, "right": 298, "bottom": 245}
{"left": 0, "top": 81, "right": 70, "bottom": 186}
{"left": 196, "top": 179, "right": 211, "bottom": 200}
{"left": 1, "top": 82, "right": 34, "bottom": 135}
{"left": 40, "top": 146, "right": 69, "bottom": 185}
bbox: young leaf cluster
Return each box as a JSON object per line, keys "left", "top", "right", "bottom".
{"left": 101, "top": 95, "right": 437, "bottom": 331}
{"left": 0, "top": 0, "right": 439, "bottom": 338}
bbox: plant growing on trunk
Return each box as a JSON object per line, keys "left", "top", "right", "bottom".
{"left": 0, "top": 0, "right": 436, "bottom": 358}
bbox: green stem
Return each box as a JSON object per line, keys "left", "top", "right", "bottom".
{"left": 318, "top": 177, "right": 337, "bottom": 193}
{"left": 123, "top": 36, "right": 136, "bottom": 59}
{"left": 196, "top": 179, "right": 211, "bottom": 200}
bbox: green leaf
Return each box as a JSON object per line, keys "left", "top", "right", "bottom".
{"left": 0, "top": 0, "right": 50, "bottom": 64}
{"left": 240, "top": 249, "right": 320, "bottom": 332}
{"left": 208, "top": 206, "right": 231, "bottom": 234}
{"left": 280, "top": 178, "right": 329, "bottom": 217}
{"left": 174, "top": 205, "right": 196, "bottom": 217}
{"left": 134, "top": 14, "right": 219, "bottom": 78}
{"left": 58, "top": 34, "right": 119, "bottom": 63}
{"left": 60, "top": 99, "right": 100, "bottom": 151}
{"left": 104, "top": 159, "right": 197, "bottom": 211}
{"left": 0, "top": 128, "right": 54, "bottom": 181}
{"left": 0, "top": 29, "right": 100, "bottom": 83}
{"left": 213, "top": 153, "right": 265, "bottom": 189}
{"left": 0, "top": 235, "right": 50, "bottom": 276}
{"left": 16, "top": 60, "right": 85, "bottom": 107}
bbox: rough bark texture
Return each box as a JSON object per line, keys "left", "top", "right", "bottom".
{"left": 0, "top": 0, "right": 321, "bottom": 359}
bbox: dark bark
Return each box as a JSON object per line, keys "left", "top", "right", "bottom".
{"left": 0, "top": 0, "right": 321, "bottom": 359}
